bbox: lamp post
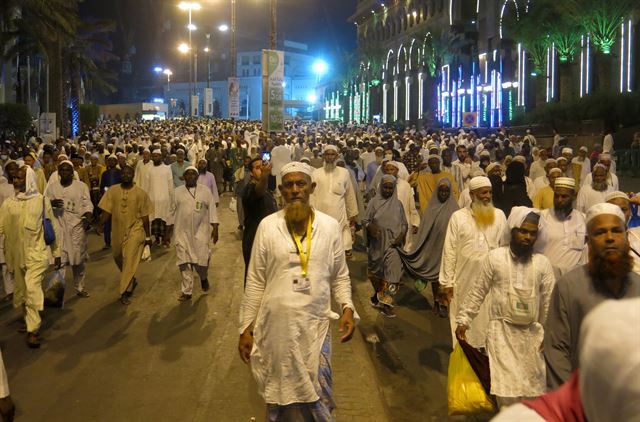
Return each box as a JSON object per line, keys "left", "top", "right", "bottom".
{"left": 163, "top": 68, "right": 173, "bottom": 92}
{"left": 312, "top": 60, "right": 328, "bottom": 120}
{"left": 231, "top": 0, "right": 237, "bottom": 77}
{"left": 270, "top": 0, "right": 277, "bottom": 50}
{"left": 178, "top": 2, "right": 201, "bottom": 116}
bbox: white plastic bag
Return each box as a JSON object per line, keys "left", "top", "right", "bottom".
{"left": 141, "top": 245, "right": 151, "bottom": 261}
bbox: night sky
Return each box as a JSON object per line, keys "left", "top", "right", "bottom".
{"left": 79, "top": 0, "right": 356, "bottom": 101}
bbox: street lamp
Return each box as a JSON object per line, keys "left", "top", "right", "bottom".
{"left": 218, "top": 24, "right": 229, "bottom": 32}
{"left": 312, "top": 60, "right": 328, "bottom": 78}
{"left": 154, "top": 66, "right": 164, "bottom": 74}
{"left": 163, "top": 69, "right": 173, "bottom": 92}
{"left": 178, "top": 1, "right": 201, "bottom": 116}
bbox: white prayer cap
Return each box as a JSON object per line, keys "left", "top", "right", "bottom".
{"left": 486, "top": 162, "right": 501, "bottom": 174}
{"left": 600, "top": 153, "right": 611, "bottom": 160}
{"left": 183, "top": 166, "right": 198, "bottom": 174}
{"left": 198, "top": 158, "right": 207, "bottom": 164}
{"left": 579, "top": 146, "right": 588, "bottom": 152}
{"left": 562, "top": 147, "right": 573, "bottom": 155}
{"left": 58, "top": 160, "right": 74, "bottom": 168}
{"left": 385, "top": 160, "right": 400, "bottom": 169}
{"left": 116, "top": 152, "right": 125, "bottom": 157}
{"left": 300, "top": 157, "right": 311, "bottom": 164}
{"left": 143, "top": 148, "right": 150, "bottom": 153}
{"left": 593, "top": 163, "right": 607, "bottom": 171}
{"left": 152, "top": 149, "right": 162, "bottom": 155}
{"left": 470, "top": 168, "right": 485, "bottom": 178}
{"left": 107, "top": 154, "right": 117, "bottom": 160}
{"left": 427, "top": 154, "right": 441, "bottom": 161}
{"left": 90, "top": 153, "right": 99, "bottom": 159}
{"left": 554, "top": 177, "right": 576, "bottom": 190}
{"left": 374, "top": 146, "right": 384, "bottom": 152}
{"left": 586, "top": 202, "right": 625, "bottom": 224}
{"left": 508, "top": 206, "right": 540, "bottom": 229}
{"left": 281, "top": 161, "right": 314, "bottom": 178}
{"left": 469, "top": 176, "right": 491, "bottom": 191}
{"left": 545, "top": 158, "right": 557, "bottom": 165}
{"left": 58, "top": 154, "right": 69, "bottom": 160}
{"left": 324, "top": 144, "right": 338, "bottom": 152}
{"left": 579, "top": 298, "right": 640, "bottom": 422}
{"left": 513, "top": 155, "right": 526, "bottom": 164}
{"left": 479, "top": 150, "right": 490, "bottom": 157}
{"left": 557, "top": 156, "right": 568, "bottom": 163}
{"left": 605, "top": 191, "right": 629, "bottom": 203}
{"left": 548, "top": 167, "right": 563, "bottom": 176}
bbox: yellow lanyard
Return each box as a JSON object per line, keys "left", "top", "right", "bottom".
{"left": 289, "top": 217, "right": 313, "bottom": 277}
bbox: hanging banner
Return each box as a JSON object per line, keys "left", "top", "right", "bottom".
{"left": 204, "top": 88, "right": 213, "bottom": 117}
{"left": 261, "top": 49, "right": 284, "bottom": 132}
{"left": 191, "top": 95, "right": 199, "bottom": 116}
{"left": 462, "top": 112, "right": 478, "bottom": 127}
{"left": 228, "top": 77, "right": 240, "bottom": 119}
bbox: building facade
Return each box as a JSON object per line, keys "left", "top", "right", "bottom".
{"left": 336, "top": 0, "right": 640, "bottom": 128}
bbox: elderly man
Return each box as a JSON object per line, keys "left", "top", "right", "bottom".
{"left": 606, "top": 191, "right": 640, "bottom": 275}
{"left": 535, "top": 177, "right": 587, "bottom": 278}
{"left": 45, "top": 161, "right": 94, "bottom": 297}
{"left": 581, "top": 153, "right": 618, "bottom": 190}
{"left": 238, "top": 161, "right": 358, "bottom": 420}
{"left": 571, "top": 146, "right": 591, "bottom": 187}
{"left": 440, "top": 176, "right": 508, "bottom": 349}
{"left": 529, "top": 148, "right": 549, "bottom": 182}
{"left": 410, "top": 154, "right": 459, "bottom": 213}
{"left": 576, "top": 164, "right": 613, "bottom": 213}
{"left": 543, "top": 203, "right": 640, "bottom": 389}
{"left": 170, "top": 148, "right": 189, "bottom": 188}
{"left": 383, "top": 161, "right": 420, "bottom": 249}
{"left": 311, "top": 145, "right": 359, "bottom": 258}
{"left": 141, "top": 149, "right": 175, "bottom": 247}
{"left": 456, "top": 207, "right": 555, "bottom": 408}
{"left": 0, "top": 166, "right": 61, "bottom": 348}
{"left": 173, "top": 167, "right": 219, "bottom": 301}
{"left": 96, "top": 165, "right": 153, "bottom": 305}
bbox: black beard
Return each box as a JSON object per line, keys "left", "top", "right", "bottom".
{"left": 510, "top": 241, "right": 534, "bottom": 259}
{"left": 554, "top": 205, "right": 573, "bottom": 219}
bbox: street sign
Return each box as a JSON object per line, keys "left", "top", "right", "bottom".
{"left": 462, "top": 112, "right": 478, "bottom": 127}
{"left": 262, "top": 50, "right": 284, "bottom": 132}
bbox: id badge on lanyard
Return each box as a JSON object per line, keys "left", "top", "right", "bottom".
{"left": 290, "top": 217, "right": 313, "bottom": 292}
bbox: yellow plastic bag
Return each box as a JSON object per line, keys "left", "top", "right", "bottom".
{"left": 447, "top": 344, "right": 495, "bottom": 416}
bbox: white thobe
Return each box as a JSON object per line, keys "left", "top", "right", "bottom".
{"left": 134, "top": 160, "right": 151, "bottom": 187}
{"left": 141, "top": 164, "right": 175, "bottom": 224}
{"left": 240, "top": 210, "right": 359, "bottom": 406}
{"left": 311, "top": 166, "right": 358, "bottom": 250}
{"left": 581, "top": 172, "right": 619, "bottom": 190}
{"left": 529, "top": 160, "right": 546, "bottom": 182}
{"left": 396, "top": 179, "right": 420, "bottom": 249}
{"left": 45, "top": 180, "right": 93, "bottom": 265}
{"left": 451, "top": 160, "right": 470, "bottom": 190}
{"left": 457, "top": 188, "right": 472, "bottom": 209}
{"left": 360, "top": 151, "right": 376, "bottom": 172}
{"left": 629, "top": 227, "right": 640, "bottom": 275}
{"left": 535, "top": 209, "right": 587, "bottom": 278}
{"left": 270, "top": 145, "right": 292, "bottom": 187}
{"left": 576, "top": 185, "right": 613, "bottom": 213}
{"left": 440, "top": 207, "right": 508, "bottom": 349}
{"left": 45, "top": 170, "right": 80, "bottom": 192}
{"left": 456, "top": 247, "right": 555, "bottom": 397}
{"left": 174, "top": 184, "right": 218, "bottom": 267}
{"left": 571, "top": 157, "right": 591, "bottom": 182}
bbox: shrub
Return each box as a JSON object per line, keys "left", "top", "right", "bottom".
{"left": 0, "top": 103, "right": 32, "bottom": 139}
{"left": 79, "top": 104, "right": 100, "bottom": 130}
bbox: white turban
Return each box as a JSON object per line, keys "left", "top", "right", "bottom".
{"left": 324, "top": 144, "right": 338, "bottom": 153}
{"left": 152, "top": 149, "right": 162, "bottom": 155}
{"left": 545, "top": 158, "right": 557, "bottom": 165}
{"left": 507, "top": 206, "right": 540, "bottom": 229}
{"left": 513, "top": 155, "right": 526, "bottom": 164}
{"left": 579, "top": 146, "right": 588, "bottom": 152}
{"left": 586, "top": 202, "right": 625, "bottom": 224}
{"left": 548, "top": 167, "right": 563, "bottom": 176}
{"left": 561, "top": 147, "right": 573, "bottom": 155}
{"left": 605, "top": 191, "right": 629, "bottom": 203}
{"left": 469, "top": 176, "right": 491, "bottom": 191}
{"left": 486, "top": 162, "right": 501, "bottom": 174}
{"left": 58, "top": 160, "right": 74, "bottom": 169}
{"left": 281, "top": 161, "right": 314, "bottom": 178}
{"left": 184, "top": 166, "right": 198, "bottom": 174}
{"left": 554, "top": 177, "right": 576, "bottom": 190}
{"left": 579, "top": 298, "right": 640, "bottom": 422}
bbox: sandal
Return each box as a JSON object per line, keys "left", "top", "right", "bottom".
{"left": 26, "top": 332, "right": 41, "bottom": 349}
{"left": 119, "top": 294, "right": 131, "bottom": 305}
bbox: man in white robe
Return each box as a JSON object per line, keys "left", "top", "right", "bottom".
{"left": 174, "top": 167, "right": 219, "bottom": 301}
{"left": 383, "top": 161, "right": 420, "bottom": 249}
{"left": 141, "top": 149, "right": 175, "bottom": 247}
{"left": 576, "top": 164, "right": 613, "bottom": 213}
{"left": 535, "top": 177, "right": 587, "bottom": 279}
{"left": 606, "top": 191, "right": 640, "bottom": 275}
{"left": 456, "top": 207, "right": 555, "bottom": 408}
{"left": 440, "top": 176, "right": 508, "bottom": 349}
{"left": 45, "top": 161, "right": 94, "bottom": 297}
{"left": 0, "top": 166, "right": 61, "bottom": 348}
{"left": 0, "top": 162, "right": 16, "bottom": 300}
{"left": 239, "top": 162, "right": 358, "bottom": 420}
{"left": 133, "top": 149, "right": 151, "bottom": 187}
{"left": 311, "top": 145, "right": 359, "bottom": 256}
{"left": 581, "top": 153, "right": 619, "bottom": 190}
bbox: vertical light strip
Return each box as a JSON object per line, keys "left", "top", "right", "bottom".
{"left": 393, "top": 80, "right": 398, "bottom": 122}
{"left": 497, "top": 72, "right": 503, "bottom": 127}
{"left": 453, "top": 81, "right": 458, "bottom": 127}
{"left": 580, "top": 35, "right": 584, "bottom": 97}
{"left": 471, "top": 72, "right": 476, "bottom": 111}
{"left": 405, "top": 76, "right": 410, "bottom": 121}
{"left": 621, "top": 22, "right": 625, "bottom": 93}
{"left": 587, "top": 36, "right": 591, "bottom": 94}
{"left": 383, "top": 83, "right": 388, "bottom": 124}
{"left": 551, "top": 42, "right": 556, "bottom": 100}
{"left": 418, "top": 73, "right": 423, "bottom": 119}
{"left": 437, "top": 84, "right": 442, "bottom": 124}
{"left": 522, "top": 49, "right": 526, "bottom": 106}
{"left": 517, "top": 43, "right": 522, "bottom": 106}
{"left": 628, "top": 19, "right": 632, "bottom": 92}
{"left": 546, "top": 46, "right": 550, "bottom": 102}
{"left": 490, "top": 69, "right": 495, "bottom": 127}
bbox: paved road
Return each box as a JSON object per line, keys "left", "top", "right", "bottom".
{"left": 0, "top": 194, "right": 463, "bottom": 421}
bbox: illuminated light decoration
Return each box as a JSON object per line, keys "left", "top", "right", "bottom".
{"left": 405, "top": 76, "right": 410, "bottom": 121}
{"left": 453, "top": 81, "right": 458, "bottom": 127}
{"left": 508, "top": 90, "right": 514, "bottom": 122}
{"left": 383, "top": 49, "right": 395, "bottom": 80}
{"left": 441, "top": 65, "right": 451, "bottom": 125}
{"left": 449, "top": 0, "right": 453, "bottom": 25}
{"left": 499, "top": 0, "right": 520, "bottom": 40}
{"left": 396, "top": 44, "right": 407, "bottom": 75}
{"left": 628, "top": 19, "right": 632, "bottom": 92}
{"left": 408, "top": 39, "right": 417, "bottom": 70}
{"left": 365, "top": 90, "right": 371, "bottom": 123}
{"left": 490, "top": 70, "right": 495, "bottom": 128}
{"left": 620, "top": 21, "right": 625, "bottom": 93}
{"left": 470, "top": 62, "right": 476, "bottom": 112}
{"left": 383, "top": 83, "right": 388, "bottom": 124}
{"left": 517, "top": 43, "right": 522, "bottom": 106}
{"left": 522, "top": 49, "right": 526, "bottom": 107}
{"left": 437, "top": 84, "right": 442, "bottom": 124}
{"left": 477, "top": 0, "right": 480, "bottom": 13}
{"left": 586, "top": 35, "right": 590, "bottom": 95}
{"left": 551, "top": 43, "right": 556, "bottom": 100}
{"left": 580, "top": 35, "right": 585, "bottom": 97}
{"left": 493, "top": 49, "right": 498, "bottom": 62}
{"left": 71, "top": 97, "right": 79, "bottom": 137}
{"left": 418, "top": 72, "right": 424, "bottom": 119}
{"left": 497, "top": 71, "right": 503, "bottom": 127}
{"left": 393, "top": 80, "right": 398, "bottom": 122}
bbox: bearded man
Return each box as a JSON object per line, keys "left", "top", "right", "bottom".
{"left": 543, "top": 203, "right": 640, "bottom": 389}
{"left": 141, "top": 149, "right": 175, "bottom": 247}
{"left": 439, "top": 176, "right": 508, "bottom": 349}
{"left": 606, "top": 191, "right": 640, "bottom": 275}
{"left": 239, "top": 161, "right": 358, "bottom": 420}
{"left": 576, "top": 164, "right": 613, "bottom": 213}
{"left": 535, "top": 177, "right": 587, "bottom": 279}
{"left": 311, "top": 145, "right": 358, "bottom": 258}
{"left": 456, "top": 207, "right": 555, "bottom": 408}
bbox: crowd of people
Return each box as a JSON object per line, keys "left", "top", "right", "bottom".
{"left": 0, "top": 117, "right": 639, "bottom": 420}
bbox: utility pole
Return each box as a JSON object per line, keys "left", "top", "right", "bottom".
{"left": 270, "top": 0, "right": 277, "bottom": 50}
{"left": 206, "top": 33, "right": 211, "bottom": 88}
{"left": 231, "top": 0, "right": 237, "bottom": 77}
